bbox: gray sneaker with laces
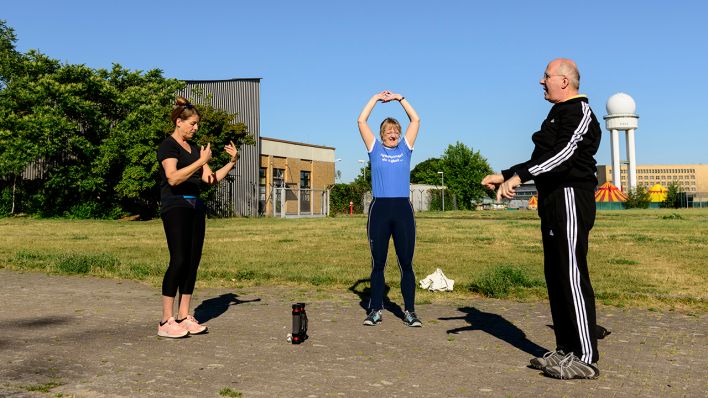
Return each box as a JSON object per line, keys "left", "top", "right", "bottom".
{"left": 363, "top": 310, "right": 382, "bottom": 326}
{"left": 403, "top": 311, "right": 422, "bottom": 327}
{"left": 529, "top": 350, "right": 565, "bottom": 370}
{"left": 543, "top": 353, "right": 600, "bottom": 379}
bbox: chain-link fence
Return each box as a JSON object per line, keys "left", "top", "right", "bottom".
{"left": 270, "top": 186, "right": 330, "bottom": 218}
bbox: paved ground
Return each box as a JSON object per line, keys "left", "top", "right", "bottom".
{"left": 1, "top": 269, "right": 706, "bottom": 398}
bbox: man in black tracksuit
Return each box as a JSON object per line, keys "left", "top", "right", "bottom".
{"left": 482, "top": 58, "right": 601, "bottom": 379}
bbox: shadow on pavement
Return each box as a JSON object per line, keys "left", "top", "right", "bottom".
{"left": 349, "top": 278, "right": 405, "bottom": 320}
{"left": 440, "top": 306, "right": 547, "bottom": 357}
{"left": 193, "top": 293, "right": 261, "bottom": 324}
{"left": 7, "top": 315, "right": 73, "bottom": 328}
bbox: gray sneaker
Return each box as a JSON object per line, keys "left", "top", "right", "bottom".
{"left": 403, "top": 311, "right": 422, "bottom": 327}
{"left": 543, "top": 353, "right": 600, "bottom": 380}
{"left": 363, "top": 310, "right": 382, "bottom": 326}
{"left": 529, "top": 350, "right": 565, "bottom": 370}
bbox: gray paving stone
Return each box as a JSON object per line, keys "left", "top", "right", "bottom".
{"left": 0, "top": 270, "right": 705, "bottom": 397}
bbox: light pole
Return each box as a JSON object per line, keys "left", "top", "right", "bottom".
{"left": 334, "top": 158, "right": 342, "bottom": 182}
{"left": 437, "top": 171, "right": 444, "bottom": 211}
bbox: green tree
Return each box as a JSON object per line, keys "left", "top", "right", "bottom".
{"left": 438, "top": 142, "right": 493, "bottom": 210}
{"left": 410, "top": 157, "right": 443, "bottom": 184}
{"left": 0, "top": 20, "right": 253, "bottom": 218}
{"left": 661, "top": 182, "right": 683, "bottom": 209}
{"left": 624, "top": 186, "right": 650, "bottom": 209}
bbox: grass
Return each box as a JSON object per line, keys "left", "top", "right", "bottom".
{"left": 0, "top": 208, "right": 706, "bottom": 312}
{"left": 219, "top": 387, "right": 243, "bottom": 397}
{"left": 22, "top": 381, "right": 63, "bottom": 393}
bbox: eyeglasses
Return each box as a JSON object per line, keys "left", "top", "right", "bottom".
{"left": 542, "top": 73, "right": 566, "bottom": 81}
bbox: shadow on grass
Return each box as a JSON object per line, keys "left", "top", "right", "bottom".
{"left": 193, "top": 293, "right": 261, "bottom": 324}
{"left": 440, "top": 307, "right": 547, "bottom": 357}
{"left": 349, "top": 278, "right": 404, "bottom": 320}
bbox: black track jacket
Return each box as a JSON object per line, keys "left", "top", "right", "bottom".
{"left": 501, "top": 96, "right": 602, "bottom": 196}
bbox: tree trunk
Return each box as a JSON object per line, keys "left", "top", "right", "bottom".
{"left": 11, "top": 174, "right": 16, "bottom": 214}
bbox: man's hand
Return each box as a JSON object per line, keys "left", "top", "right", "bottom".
{"left": 496, "top": 174, "right": 522, "bottom": 201}
{"left": 481, "top": 174, "right": 504, "bottom": 189}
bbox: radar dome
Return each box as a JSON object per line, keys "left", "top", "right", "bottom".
{"left": 606, "top": 92, "right": 636, "bottom": 115}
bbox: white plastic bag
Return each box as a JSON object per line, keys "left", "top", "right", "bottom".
{"left": 419, "top": 268, "right": 454, "bottom": 292}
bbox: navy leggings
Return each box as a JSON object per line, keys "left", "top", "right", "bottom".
{"left": 161, "top": 204, "right": 206, "bottom": 297}
{"left": 367, "top": 197, "right": 417, "bottom": 311}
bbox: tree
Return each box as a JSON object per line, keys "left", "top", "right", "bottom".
{"left": 438, "top": 142, "right": 493, "bottom": 210}
{"left": 624, "top": 186, "right": 650, "bottom": 209}
{"left": 410, "top": 157, "right": 443, "bottom": 185}
{"left": 661, "top": 182, "right": 683, "bottom": 209}
{"left": 0, "top": 20, "right": 253, "bottom": 218}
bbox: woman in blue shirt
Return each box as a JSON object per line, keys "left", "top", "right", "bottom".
{"left": 357, "top": 91, "right": 422, "bottom": 327}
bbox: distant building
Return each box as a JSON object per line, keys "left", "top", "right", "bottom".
{"left": 597, "top": 164, "right": 708, "bottom": 193}
{"left": 182, "top": 79, "right": 338, "bottom": 217}
{"left": 259, "top": 137, "right": 336, "bottom": 216}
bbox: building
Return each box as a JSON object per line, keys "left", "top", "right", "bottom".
{"left": 182, "top": 79, "right": 337, "bottom": 217}
{"left": 259, "top": 137, "right": 336, "bottom": 216}
{"left": 182, "top": 79, "right": 261, "bottom": 216}
{"left": 597, "top": 164, "right": 708, "bottom": 194}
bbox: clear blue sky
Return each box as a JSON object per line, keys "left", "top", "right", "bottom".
{"left": 4, "top": 0, "right": 707, "bottom": 182}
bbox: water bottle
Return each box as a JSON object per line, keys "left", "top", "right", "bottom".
{"left": 291, "top": 303, "right": 308, "bottom": 344}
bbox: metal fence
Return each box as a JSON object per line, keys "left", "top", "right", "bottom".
{"left": 271, "top": 187, "right": 331, "bottom": 218}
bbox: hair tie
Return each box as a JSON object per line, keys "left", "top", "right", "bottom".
{"left": 184, "top": 102, "right": 193, "bottom": 109}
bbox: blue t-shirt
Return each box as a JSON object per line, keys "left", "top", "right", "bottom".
{"left": 368, "top": 139, "right": 412, "bottom": 198}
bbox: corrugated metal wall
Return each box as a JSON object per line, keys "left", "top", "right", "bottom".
{"left": 180, "top": 79, "right": 261, "bottom": 217}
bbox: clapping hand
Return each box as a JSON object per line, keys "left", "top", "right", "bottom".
{"left": 199, "top": 143, "right": 212, "bottom": 165}
{"left": 225, "top": 140, "right": 239, "bottom": 163}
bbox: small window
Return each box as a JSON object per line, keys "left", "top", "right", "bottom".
{"left": 300, "top": 171, "right": 311, "bottom": 189}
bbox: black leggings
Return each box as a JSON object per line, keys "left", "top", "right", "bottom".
{"left": 367, "top": 197, "right": 417, "bottom": 311}
{"left": 161, "top": 205, "right": 206, "bottom": 297}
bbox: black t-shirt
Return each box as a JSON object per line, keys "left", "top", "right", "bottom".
{"left": 157, "top": 136, "right": 203, "bottom": 213}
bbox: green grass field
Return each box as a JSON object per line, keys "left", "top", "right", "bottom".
{"left": 1, "top": 208, "right": 706, "bottom": 313}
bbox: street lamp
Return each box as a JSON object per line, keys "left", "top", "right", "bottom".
{"left": 334, "top": 159, "right": 342, "bottom": 182}
{"left": 437, "top": 171, "right": 444, "bottom": 211}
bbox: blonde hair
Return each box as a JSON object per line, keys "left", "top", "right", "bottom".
{"left": 170, "top": 96, "right": 200, "bottom": 124}
{"left": 379, "top": 117, "right": 401, "bottom": 140}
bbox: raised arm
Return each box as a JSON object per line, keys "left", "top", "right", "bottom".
{"left": 357, "top": 92, "right": 388, "bottom": 151}
{"left": 386, "top": 93, "right": 421, "bottom": 148}
{"left": 203, "top": 141, "right": 239, "bottom": 185}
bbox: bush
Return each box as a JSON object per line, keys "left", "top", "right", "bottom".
{"left": 661, "top": 182, "right": 683, "bottom": 209}
{"left": 624, "top": 186, "right": 651, "bottom": 209}
{"left": 329, "top": 183, "right": 368, "bottom": 214}
{"left": 469, "top": 265, "right": 543, "bottom": 298}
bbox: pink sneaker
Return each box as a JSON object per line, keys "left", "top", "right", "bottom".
{"left": 178, "top": 315, "right": 208, "bottom": 335}
{"left": 157, "top": 317, "right": 188, "bottom": 338}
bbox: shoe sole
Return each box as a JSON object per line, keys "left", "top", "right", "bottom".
{"left": 544, "top": 372, "right": 599, "bottom": 380}
{"left": 404, "top": 322, "right": 422, "bottom": 327}
{"left": 529, "top": 361, "right": 545, "bottom": 370}
{"left": 363, "top": 321, "right": 381, "bottom": 326}
{"left": 157, "top": 331, "right": 189, "bottom": 338}
{"left": 188, "top": 327, "right": 208, "bottom": 335}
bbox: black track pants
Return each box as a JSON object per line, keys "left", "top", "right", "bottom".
{"left": 366, "top": 197, "right": 417, "bottom": 311}
{"left": 161, "top": 204, "right": 206, "bottom": 297}
{"left": 539, "top": 187, "right": 599, "bottom": 364}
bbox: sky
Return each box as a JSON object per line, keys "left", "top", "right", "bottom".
{"left": 3, "top": 0, "right": 708, "bottom": 182}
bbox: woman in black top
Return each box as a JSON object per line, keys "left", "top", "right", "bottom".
{"left": 156, "top": 97, "right": 238, "bottom": 338}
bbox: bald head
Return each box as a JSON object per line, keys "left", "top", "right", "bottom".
{"left": 541, "top": 58, "right": 580, "bottom": 103}
{"left": 550, "top": 58, "right": 580, "bottom": 90}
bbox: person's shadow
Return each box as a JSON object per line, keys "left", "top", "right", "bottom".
{"left": 439, "top": 307, "right": 547, "bottom": 357}
{"left": 193, "top": 293, "right": 261, "bottom": 324}
{"left": 349, "top": 278, "right": 405, "bottom": 320}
